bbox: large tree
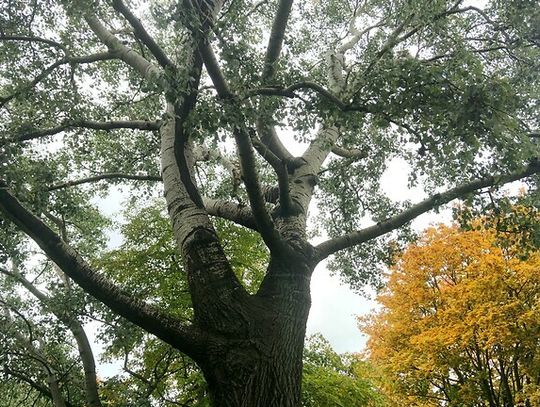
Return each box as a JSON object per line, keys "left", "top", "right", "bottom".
{"left": 0, "top": 0, "right": 539, "bottom": 405}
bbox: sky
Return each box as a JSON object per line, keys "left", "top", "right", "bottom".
{"left": 306, "top": 157, "right": 451, "bottom": 353}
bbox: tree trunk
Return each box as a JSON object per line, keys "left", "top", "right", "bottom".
{"left": 47, "top": 374, "right": 67, "bottom": 407}
{"left": 198, "top": 256, "right": 313, "bottom": 407}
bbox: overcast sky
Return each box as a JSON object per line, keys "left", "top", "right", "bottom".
{"left": 306, "top": 157, "right": 453, "bottom": 353}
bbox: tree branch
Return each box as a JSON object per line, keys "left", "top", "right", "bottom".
{"left": 331, "top": 145, "right": 368, "bottom": 159}
{"left": 203, "top": 198, "right": 258, "bottom": 231}
{"left": 0, "top": 34, "right": 68, "bottom": 53}
{"left": 232, "top": 125, "right": 287, "bottom": 250}
{"left": 250, "top": 135, "right": 286, "bottom": 170}
{"left": 363, "top": 0, "right": 466, "bottom": 76}
{"left": 248, "top": 81, "right": 372, "bottom": 113}
{"left": 47, "top": 170, "right": 258, "bottom": 231}
{"left": 3, "top": 367, "right": 76, "bottom": 407}
{"left": 194, "top": 32, "right": 287, "bottom": 250}
{"left": 111, "top": 0, "right": 175, "bottom": 69}
{"left": 48, "top": 173, "right": 162, "bottom": 191}
{"left": 261, "top": 0, "right": 294, "bottom": 81}
{"left": 255, "top": 0, "right": 297, "bottom": 177}
{"left": 6, "top": 119, "right": 160, "bottom": 145}
{"left": 0, "top": 52, "right": 114, "bottom": 108}
{"left": 0, "top": 180, "right": 206, "bottom": 359}
{"left": 197, "top": 37, "right": 234, "bottom": 99}
{"left": 1, "top": 265, "right": 102, "bottom": 407}
{"left": 315, "top": 162, "right": 540, "bottom": 261}
{"left": 84, "top": 14, "right": 162, "bottom": 83}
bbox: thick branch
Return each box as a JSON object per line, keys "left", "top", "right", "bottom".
{"left": 256, "top": 0, "right": 296, "bottom": 171}
{"left": 255, "top": 123, "right": 295, "bottom": 164}
{"left": 112, "top": 0, "right": 175, "bottom": 69}
{"left": 161, "top": 103, "right": 253, "bottom": 331}
{"left": 203, "top": 197, "right": 258, "bottom": 231}
{"left": 0, "top": 181, "right": 206, "bottom": 359}
{"left": 331, "top": 145, "right": 368, "bottom": 159}
{"left": 261, "top": 0, "right": 294, "bottom": 81}
{"left": 197, "top": 38, "right": 234, "bottom": 98}
{"left": 195, "top": 34, "right": 287, "bottom": 249}
{"left": 232, "top": 125, "right": 287, "bottom": 250}
{"left": 315, "top": 162, "right": 540, "bottom": 261}
{"left": 84, "top": 14, "right": 162, "bottom": 82}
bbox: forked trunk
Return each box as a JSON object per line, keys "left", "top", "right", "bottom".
{"left": 198, "top": 258, "right": 313, "bottom": 407}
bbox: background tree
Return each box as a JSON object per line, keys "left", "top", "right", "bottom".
{"left": 302, "top": 334, "right": 386, "bottom": 407}
{"left": 1, "top": 0, "right": 539, "bottom": 405}
{"left": 362, "top": 218, "right": 540, "bottom": 406}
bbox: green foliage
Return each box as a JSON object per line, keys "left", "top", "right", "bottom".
{"left": 302, "top": 335, "right": 386, "bottom": 407}
{"left": 91, "top": 200, "right": 268, "bottom": 404}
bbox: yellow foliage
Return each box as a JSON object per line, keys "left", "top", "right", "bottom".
{"left": 361, "top": 223, "right": 540, "bottom": 406}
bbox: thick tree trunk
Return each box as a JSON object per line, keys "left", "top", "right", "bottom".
{"left": 198, "top": 257, "right": 313, "bottom": 407}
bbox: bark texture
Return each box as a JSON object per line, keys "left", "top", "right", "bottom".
{"left": 199, "top": 256, "right": 313, "bottom": 407}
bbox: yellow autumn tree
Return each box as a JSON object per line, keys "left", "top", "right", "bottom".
{"left": 361, "top": 221, "right": 540, "bottom": 407}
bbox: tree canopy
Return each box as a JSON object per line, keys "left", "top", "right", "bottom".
{"left": 362, "top": 216, "right": 540, "bottom": 406}
{"left": 0, "top": 0, "right": 539, "bottom": 405}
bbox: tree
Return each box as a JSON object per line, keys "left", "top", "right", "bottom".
{"left": 0, "top": 0, "right": 539, "bottom": 405}
{"left": 302, "top": 334, "right": 386, "bottom": 407}
{"left": 361, "top": 220, "right": 540, "bottom": 406}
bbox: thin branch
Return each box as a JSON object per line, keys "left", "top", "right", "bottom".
{"left": 315, "top": 162, "right": 540, "bottom": 261}
{"left": 0, "top": 34, "right": 68, "bottom": 53}
{"left": 3, "top": 367, "right": 76, "bottom": 407}
{"left": 111, "top": 0, "right": 175, "bottom": 69}
{"left": 363, "top": 0, "right": 466, "bottom": 76}
{"left": 1, "top": 265, "right": 101, "bottom": 406}
{"left": 0, "top": 52, "right": 114, "bottom": 108}
{"left": 48, "top": 173, "right": 257, "bottom": 230}
{"left": 248, "top": 81, "right": 372, "bottom": 112}
{"left": 423, "top": 45, "right": 512, "bottom": 62}
{"left": 0, "top": 180, "right": 206, "bottom": 360}
{"left": 48, "top": 173, "right": 162, "bottom": 191}
{"left": 455, "top": 5, "right": 512, "bottom": 43}
{"left": 363, "top": 15, "right": 416, "bottom": 76}
{"left": 6, "top": 119, "right": 160, "bottom": 145}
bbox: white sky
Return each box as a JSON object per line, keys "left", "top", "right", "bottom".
{"left": 306, "top": 157, "right": 451, "bottom": 353}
